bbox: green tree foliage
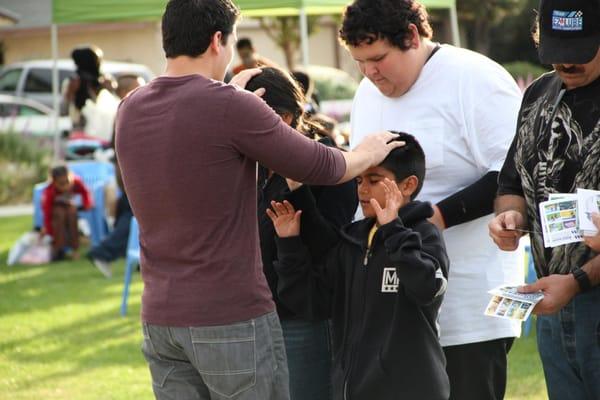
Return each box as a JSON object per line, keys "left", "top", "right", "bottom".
{"left": 458, "top": 0, "right": 525, "bottom": 56}
{"left": 0, "top": 134, "right": 51, "bottom": 205}
{"left": 259, "top": 15, "right": 321, "bottom": 70}
{"left": 489, "top": 0, "right": 542, "bottom": 65}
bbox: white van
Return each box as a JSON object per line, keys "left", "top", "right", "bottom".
{"left": 0, "top": 59, "right": 154, "bottom": 111}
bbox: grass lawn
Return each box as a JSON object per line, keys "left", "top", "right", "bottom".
{"left": 0, "top": 215, "right": 548, "bottom": 399}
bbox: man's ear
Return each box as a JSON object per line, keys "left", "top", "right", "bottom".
{"left": 210, "top": 31, "right": 224, "bottom": 54}
{"left": 407, "top": 24, "right": 420, "bottom": 49}
{"left": 399, "top": 175, "right": 419, "bottom": 198}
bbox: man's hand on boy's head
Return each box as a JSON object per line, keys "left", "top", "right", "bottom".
{"left": 370, "top": 178, "right": 403, "bottom": 226}
{"left": 266, "top": 200, "right": 302, "bottom": 238}
{"left": 354, "top": 131, "right": 405, "bottom": 168}
{"left": 231, "top": 68, "right": 265, "bottom": 97}
{"left": 583, "top": 213, "right": 600, "bottom": 252}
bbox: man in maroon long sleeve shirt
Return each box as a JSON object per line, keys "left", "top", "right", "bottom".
{"left": 115, "top": 1, "right": 401, "bottom": 399}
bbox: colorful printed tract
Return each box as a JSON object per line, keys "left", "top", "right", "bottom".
{"left": 539, "top": 198, "right": 582, "bottom": 248}
{"left": 576, "top": 188, "right": 600, "bottom": 236}
{"left": 484, "top": 285, "right": 544, "bottom": 322}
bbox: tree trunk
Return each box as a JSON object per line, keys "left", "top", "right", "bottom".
{"left": 283, "top": 42, "right": 296, "bottom": 70}
{"left": 472, "top": 17, "right": 491, "bottom": 55}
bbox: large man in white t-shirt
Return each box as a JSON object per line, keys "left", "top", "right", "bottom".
{"left": 340, "top": 1, "right": 524, "bottom": 399}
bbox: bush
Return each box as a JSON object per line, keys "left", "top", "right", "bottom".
{"left": 0, "top": 133, "right": 52, "bottom": 205}
{"left": 306, "top": 65, "right": 359, "bottom": 101}
{"left": 502, "top": 61, "right": 549, "bottom": 80}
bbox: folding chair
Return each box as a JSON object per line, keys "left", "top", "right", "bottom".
{"left": 120, "top": 217, "right": 140, "bottom": 316}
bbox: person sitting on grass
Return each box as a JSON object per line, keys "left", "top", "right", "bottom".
{"left": 41, "top": 164, "right": 93, "bottom": 261}
{"left": 267, "top": 132, "right": 450, "bottom": 400}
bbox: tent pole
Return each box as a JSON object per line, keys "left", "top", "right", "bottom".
{"left": 299, "top": 6, "right": 309, "bottom": 68}
{"left": 51, "top": 23, "right": 61, "bottom": 160}
{"left": 450, "top": 3, "right": 460, "bottom": 47}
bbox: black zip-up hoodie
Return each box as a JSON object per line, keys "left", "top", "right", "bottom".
{"left": 275, "top": 199, "right": 450, "bottom": 400}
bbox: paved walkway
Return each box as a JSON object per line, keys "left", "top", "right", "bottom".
{"left": 0, "top": 204, "right": 33, "bottom": 218}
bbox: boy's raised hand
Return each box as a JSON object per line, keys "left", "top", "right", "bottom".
{"left": 266, "top": 200, "right": 302, "bottom": 238}
{"left": 370, "top": 178, "right": 403, "bottom": 226}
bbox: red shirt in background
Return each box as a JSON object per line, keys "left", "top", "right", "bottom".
{"left": 42, "top": 175, "right": 93, "bottom": 236}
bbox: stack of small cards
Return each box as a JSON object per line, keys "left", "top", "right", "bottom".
{"left": 484, "top": 285, "right": 544, "bottom": 322}
{"left": 538, "top": 189, "right": 600, "bottom": 247}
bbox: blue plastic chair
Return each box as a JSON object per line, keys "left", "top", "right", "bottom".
{"left": 120, "top": 217, "right": 140, "bottom": 316}
{"left": 523, "top": 245, "right": 537, "bottom": 336}
{"left": 68, "top": 161, "right": 114, "bottom": 244}
{"left": 68, "top": 160, "right": 115, "bottom": 190}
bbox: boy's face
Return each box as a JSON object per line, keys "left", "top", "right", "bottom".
{"left": 357, "top": 166, "right": 414, "bottom": 218}
{"left": 53, "top": 175, "right": 71, "bottom": 193}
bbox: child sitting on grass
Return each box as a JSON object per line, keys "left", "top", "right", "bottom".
{"left": 267, "top": 132, "right": 450, "bottom": 400}
{"left": 41, "top": 164, "right": 93, "bottom": 261}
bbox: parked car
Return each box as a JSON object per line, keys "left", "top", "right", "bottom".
{"left": 0, "top": 59, "right": 154, "bottom": 111}
{"left": 0, "top": 94, "right": 71, "bottom": 137}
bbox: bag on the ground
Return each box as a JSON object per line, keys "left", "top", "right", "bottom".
{"left": 7, "top": 233, "right": 52, "bottom": 266}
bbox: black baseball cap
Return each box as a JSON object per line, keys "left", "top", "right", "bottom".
{"left": 538, "top": 0, "right": 600, "bottom": 65}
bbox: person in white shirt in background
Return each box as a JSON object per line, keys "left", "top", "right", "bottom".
{"left": 340, "top": 1, "right": 523, "bottom": 399}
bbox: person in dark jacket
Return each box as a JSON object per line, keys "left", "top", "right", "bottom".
{"left": 247, "top": 67, "right": 358, "bottom": 400}
{"left": 267, "top": 132, "right": 450, "bottom": 400}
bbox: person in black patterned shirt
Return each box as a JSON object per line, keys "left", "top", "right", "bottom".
{"left": 489, "top": 1, "right": 600, "bottom": 398}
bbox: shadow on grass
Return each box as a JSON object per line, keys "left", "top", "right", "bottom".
{"left": 0, "top": 263, "right": 146, "bottom": 392}
{"left": 0, "top": 253, "right": 138, "bottom": 317}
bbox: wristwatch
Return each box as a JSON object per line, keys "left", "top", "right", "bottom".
{"left": 572, "top": 267, "right": 592, "bottom": 292}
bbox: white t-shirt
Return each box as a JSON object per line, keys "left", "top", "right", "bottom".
{"left": 350, "top": 45, "right": 524, "bottom": 347}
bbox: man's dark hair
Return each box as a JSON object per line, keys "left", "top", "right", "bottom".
{"left": 339, "top": 0, "right": 433, "bottom": 50}
{"left": 236, "top": 37, "right": 254, "bottom": 51}
{"left": 51, "top": 165, "right": 69, "bottom": 180}
{"left": 162, "top": 0, "right": 240, "bottom": 58}
{"left": 379, "top": 132, "right": 426, "bottom": 199}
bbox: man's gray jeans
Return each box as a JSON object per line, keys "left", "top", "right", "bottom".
{"left": 142, "top": 311, "right": 290, "bottom": 400}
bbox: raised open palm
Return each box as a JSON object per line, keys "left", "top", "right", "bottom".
{"left": 370, "top": 178, "right": 404, "bottom": 226}
{"left": 266, "top": 200, "right": 302, "bottom": 238}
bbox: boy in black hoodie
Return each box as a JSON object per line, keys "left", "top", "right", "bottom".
{"left": 267, "top": 133, "right": 450, "bottom": 400}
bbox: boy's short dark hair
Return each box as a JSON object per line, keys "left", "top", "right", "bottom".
{"left": 339, "top": 0, "right": 433, "bottom": 50}
{"left": 162, "top": 0, "right": 240, "bottom": 58}
{"left": 51, "top": 165, "right": 69, "bottom": 180}
{"left": 236, "top": 37, "right": 253, "bottom": 51}
{"left": 379, "top": 132, "right": 426, "bottom": 199}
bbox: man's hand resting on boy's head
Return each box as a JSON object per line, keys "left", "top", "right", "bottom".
{"left": 267, "top": 200, "right": 302, "bottom": 238}
{"left": 231, "top": 68, "right": 266, "bottom": 97}
{"left": 370, "top": 178, "right": 404, "bottom": 226}
{"left": 583, "top": 213, "right": 600, "bottom": 252}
